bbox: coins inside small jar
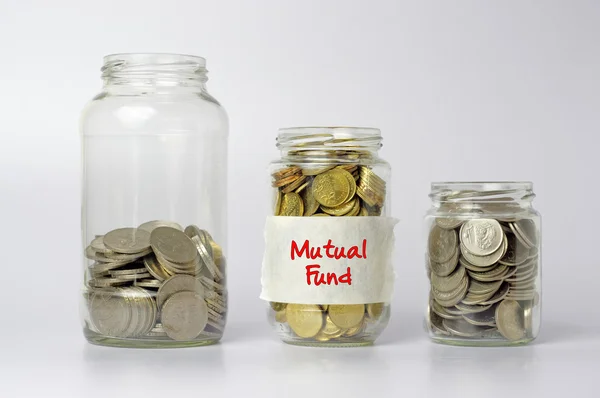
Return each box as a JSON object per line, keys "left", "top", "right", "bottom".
{"left": 427, "top": 215, "right": 540, "bottom": 343}
{"left": 84, "top": 221, "right": 227, "bottom": 342}
{"left": 270, "top": 147, "right": 388, "bottom": 344}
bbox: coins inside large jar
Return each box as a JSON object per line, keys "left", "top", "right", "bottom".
{"left": 269, "top": 144, "right": 389, "bottom": 345}
{"left": 427, "top": 213, "right": 540, "bottom": 344}
{"left": 84, "top": 221, "right": 227, "bottom": 344}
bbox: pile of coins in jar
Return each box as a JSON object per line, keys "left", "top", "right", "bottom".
{"left": 270, "top": 303, "right": 387, "bottom": 342}
{"left": 84, "top": 221, "right": 226, "bottom": 341}
{"left": 269, "top": 149, "right": 388, "bottom": 343}
{"left": 427, "top": 217, "right": 539, "bottom": 341}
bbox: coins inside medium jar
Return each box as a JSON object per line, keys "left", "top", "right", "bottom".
{"left": 427, "top": 214, "right": 539, "bottom": 343}
{"left": 85, "top": 222, "right": 227, "bottom": 342}
{"left": 270, "top": 152, "right": 389, "bottom": 344}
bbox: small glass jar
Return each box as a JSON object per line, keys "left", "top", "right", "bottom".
{"left": 80, "top": 53, "right": 228, "bottom": 348}
{"left": 425, "top": 182, "right": 541, "bottom": 346}
{"left": 261, "top": 127, "right": 397, "bottom": 347}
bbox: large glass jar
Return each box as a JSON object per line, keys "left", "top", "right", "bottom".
{"left": 260, "top": 127, "right": 397, "bottom": 347}
{"left": 425, "top": 182, "right": 541, "bottom": 346}
{"left": 80, "top": 53, "right": 228, "bottom": 348}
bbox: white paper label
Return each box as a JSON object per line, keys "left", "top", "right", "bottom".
{"left": 260, "top": 216, "right": 398, "bottom": 304}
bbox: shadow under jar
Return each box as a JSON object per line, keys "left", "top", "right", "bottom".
{"left": 261, "top": 127, "right": 396, "bottom": 347}
{"left": 80, "top": 53, "right": 228, "bottom": 348}
{"left": 425, "top": 182, "right": 541, "bottom": 346}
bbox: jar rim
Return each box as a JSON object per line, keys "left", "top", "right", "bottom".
{"left": 278, "top": 126, "right": 381, "bottom": 138}
{"left": 103, "top": 53, "right": 206, "bottom": 67}
{"left": 431, "top": 181, "right": 533, "bottom": 191}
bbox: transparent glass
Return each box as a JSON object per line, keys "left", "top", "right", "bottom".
{"left": 266, "top": 127, "right": 392, "bottom": 347}
{"left": 80, "top": 53, "right": 228, "bottom": 348}
{"left": 425, "top": 182, "right": 541, "bottom": 346}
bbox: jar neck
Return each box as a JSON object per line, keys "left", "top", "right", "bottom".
{"left": 101, "top": 53, "right": 208, "bottom": 93}
{"left": 277, "top": 127, "right": 382, "bottom": 163}
{"left": 430, "top": 182, "right": 535, "bottom": 208}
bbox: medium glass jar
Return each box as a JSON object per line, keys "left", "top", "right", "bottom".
{"left": 425, "top": 182, "right": 541, "bottom": 346}
{"left": 261, "top": 127, "right": 397, "bottom": 347}
{"left": 80, "top": 53, "right": 228, "bottom": 348}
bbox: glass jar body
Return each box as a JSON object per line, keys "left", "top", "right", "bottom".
{"left": 80, "top": 54, "right": 228, "bottom": 348}
{"left": 263, "top": 127, "right": 393, "bottom": 347}
{"left": 424, "top": 183, "right": 541, "bottom": 346}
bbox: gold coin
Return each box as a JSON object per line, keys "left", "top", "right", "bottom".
{"left": 320, "top": 196, "right": 357, "bottom": 216}
{"left": 272, "top": 166, "right": 301, "bottom": 180}
{"left": 282, "top": 175, "right": 308, "bottom": 194}
{"left": 346, "top": 197, "right": 361, "bottom": 216}
{"left": 300, "top": 183, "right": 320, "bottom": 216}
{"left": 273, "top": 173, "right": 300, "bottom": 188}
{"left": 367, "top": 303, "right": 385, "bottom": 319}
{"left": 340, "top": 168, "right": 357, "bottom": 203}
{"left": 274, "top": 190, "right": 282, "bottom": 215}
{"left": 343, "top": 321, "right": 364, "bottom": 337}
{"left": 312, "top": 169, "right": 352, "bottom": 207}
{"left": 275, "top": 310, "right": 287, "bottom": 323}
{"left": 359, "top": 206, "right": 369, "bottom": 216}
{"left": 285, "top": 304, "right": 324, "bottom": 338}
{"left": 279, "top": 192, "right": 304, "bottom": 216}
{"left": 312, "top": 213, "right": 330, "bottom": 216}
{"left": 328, "top": 304, "right": 365, "bottom": 328}
{"left": 320, "top": 316, "right": 343, "bottom": 336}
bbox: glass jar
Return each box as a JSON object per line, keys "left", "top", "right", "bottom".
{"left": 80, "top": 53, "right": 228, "bottom": 348}
{"left": 260, "top": 127, "right": 397, "bottom": 347}
{"left": 425, "top": 182, "right": 541, "bottom": 346}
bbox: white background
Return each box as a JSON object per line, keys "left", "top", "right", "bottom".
{"left": 1, "top": 1, "right": 599, "bottom": 397}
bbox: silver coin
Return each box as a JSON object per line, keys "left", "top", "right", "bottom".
{"left": 157, "top": 274, "right": 205, "bottom": 309}
{"left": 89, "top": 278, "right": 130, "bottom": 288}
{"left": 432, "top": 276, "right": 469, "bottom": 307}
{"left": 462, "top": 303, "right": 498, "bottom": 326}
{"left": 459, "top": 256, "right": 493, "bottom": 272}
{"left": 150, "top": 227, "right": 198, "bottom": 265}
{"left": 113, "top": 272, "right": 151, "bottom": 281}
{"left": 468, "top": 279, "right": 503, "bottom": 295}
{"left": 102, "top": 248, "right": 152, "bottom": 262}
{"left": 428, "top": 226, "right": 458, "bottom": 263}
{"left": 455, "top": 302, "right": 493, "bottom": 314}
{"left": 430, "top": 299, "right": 462, "bottom": 320}
{"left": 143, "top": 255, "right": 171, "bottom": 281}
{"left": 162, "top": 291, "right": 208, "bottom": 341}
{"left": 430, "top": 245, "right": 459, "bottom": 277}
{"left": 495, "top": 300, "right": 526, "bottom": 341}
{"left": 200, "top": 276, "right": 226, "bottom": 293}
{"left": 478, "top": 282, "right": 510, "bottom": 305}
{"left": 154, "top": 250, "right": 198, "bottom": 275}
{"left": 512, "top": 219, "right": 538, "bottom": 248}
{"left": 460, "top": 232, "right": 507, "bottom": 267}
{"left": 138, "top": 220, "right": 183, "bottom": 233}
{"left": 461, "top": 288, "right": 497, "bottom": 306}
{"left": 498, "top": 233, "right": 529, "bottom": 266}
{"left": 442, "top": 318, "right": 494, "bottom": 338}
{"left": 89, "top": 288, "right": 131, "bottom": 337}
{"left": 468, "top": 265, "right": 509, "bottom": 282}
{"left": 103, "top": 228, "right": 151, "bottom": 254}
{"left": 460, "top": 219, "right": 504, "bottom": 256}
{"left": 431, "top": 264, "right": 466, "bottom": 293}
{"left": 428, "top": 310, "right": 450, "bottom": 335}
{"left": 134, "top": 279, "right": 163, "bottom": 289}
{"left": 90, "top": 236, "right": 112, "bottom": 254}
{"left": 109, "top": 267, "right": 149, "bottom": 276}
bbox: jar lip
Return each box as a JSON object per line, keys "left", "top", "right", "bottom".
{"left": 431, "top": 181, "right": 533, "bottom": 191}
{"left": 278, "top": 126, "right": 381, "bottom": 138}
{"left": 103, "top": 53, "right": 206, "bottom": 68}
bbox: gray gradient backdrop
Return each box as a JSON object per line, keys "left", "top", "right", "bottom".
{"left": 0, "top": 1, "right": 598, "bottom": 397}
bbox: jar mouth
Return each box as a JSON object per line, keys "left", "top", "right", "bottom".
{"left": 102, "top": 53, "right": 208, "bottom": 84}
{"left": 430, "top": 181, "right": 535, "bottom": 203}
{"left": 277, "top": 126, "right": 382, "bottom": 151}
